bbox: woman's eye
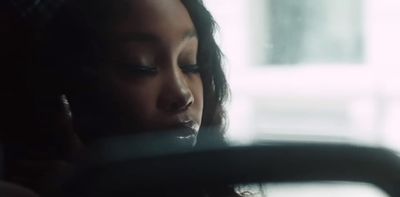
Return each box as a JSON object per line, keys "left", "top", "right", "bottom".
{"left": 117, "top": 64, "right": 158, "bottom": 75}
{"left": 180, "top": 64, "right": 200, "bottom": 74}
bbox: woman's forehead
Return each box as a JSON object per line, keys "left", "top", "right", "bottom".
{"left": 117, "top": 0, "right": 193, "bottom": 27}
{"left": 111, "top": 0, "right": 196, "bottom": 43}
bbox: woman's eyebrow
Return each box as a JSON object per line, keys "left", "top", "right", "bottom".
{"left": 118, "top": 33, "right": 159, "bottom": 43}
{"left": 118, "top": 29, "right": 197, "bottom": 43}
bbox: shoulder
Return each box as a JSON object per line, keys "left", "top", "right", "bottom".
{"left": 0, "top": 181, "right": 40, "bottom": 197}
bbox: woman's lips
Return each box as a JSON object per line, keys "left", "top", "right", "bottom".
{"left": 165, "top": 120, "right": 200, "bottom": 146}
{"left": 117, "top": 119, "right": 200, "bottom": 147}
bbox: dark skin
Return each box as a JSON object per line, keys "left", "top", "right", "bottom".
{"left": 72, "top": 0, "right": 204, "bottom": 142}
{"left": 58, "top": 0, "right": 205, "bottom": 146}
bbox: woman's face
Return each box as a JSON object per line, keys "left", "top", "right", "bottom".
{"left": 80, "top": 0, "right": 203, "bottom": 144}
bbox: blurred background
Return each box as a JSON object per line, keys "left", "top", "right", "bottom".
{"left": 203, "top": 0, "right": 400, "bottom": 152}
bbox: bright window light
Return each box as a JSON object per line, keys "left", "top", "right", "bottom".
{"left": 203, "top": 0, "right": 400, "bottom": 151}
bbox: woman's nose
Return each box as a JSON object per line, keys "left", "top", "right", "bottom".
{"left": 157, "top": 69, "right": 194, "bottom": 113}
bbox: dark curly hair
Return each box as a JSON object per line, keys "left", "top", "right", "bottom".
{"left": 34, "top": 0, "right": 229, "bottom": 146}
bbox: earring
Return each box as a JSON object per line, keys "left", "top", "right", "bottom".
{"left": 60, "top": 94, "right": 72, "bottom": 118}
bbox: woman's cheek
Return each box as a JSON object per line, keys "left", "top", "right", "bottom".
{"left": 189, "top": 75, "right": 204, "bottom": 123}
{"left": 112, "top": 78, "right": 159, "bottom": 123}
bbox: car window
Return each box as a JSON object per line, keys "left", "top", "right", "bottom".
{"left": 235, "top": 181, "right": 389, "bottom": 197}
{"left": 203, "top": 0, "right": 400, "bottom": 152}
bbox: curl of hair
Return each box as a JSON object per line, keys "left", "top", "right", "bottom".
{"left": 181, "top": 0, "right": 230, "bottom": 147}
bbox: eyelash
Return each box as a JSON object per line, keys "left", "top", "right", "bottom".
{"left": 118, "top": 64, "right": 200, "bottom": 76}
{"left": 119, "top": 64, "right": 158, "bottom": 75}
{"left": 180, "top": 64, "right": 200, "bottom": 74}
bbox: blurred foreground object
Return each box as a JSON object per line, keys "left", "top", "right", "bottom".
{"left": 53, "top": 137, "right": 400, "bottom": 197}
